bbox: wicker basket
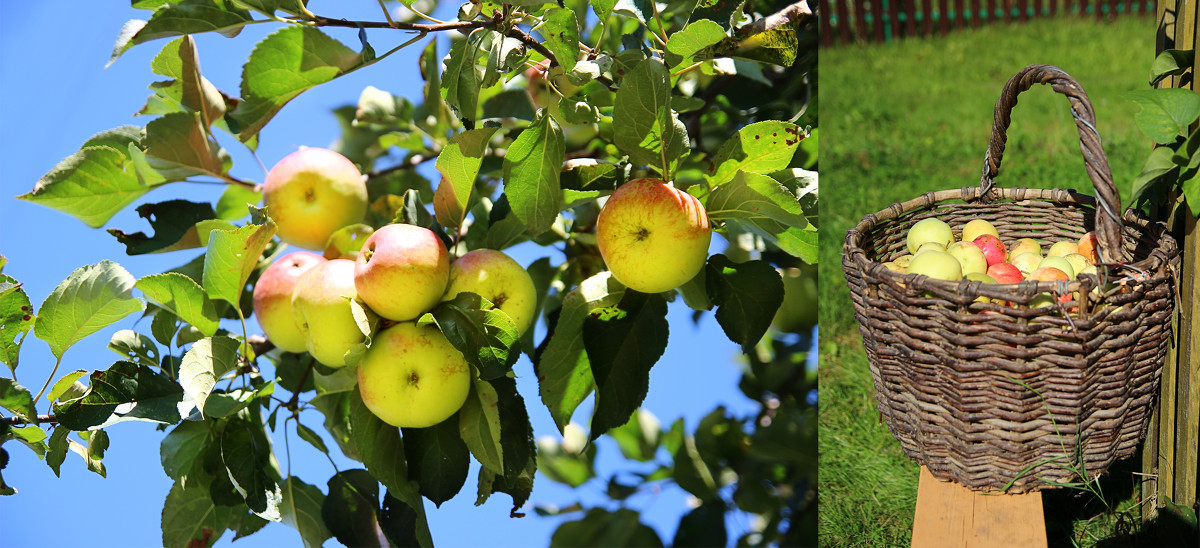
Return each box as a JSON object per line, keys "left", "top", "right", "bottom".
{"left": 841, "top": 65, "right": 1180, "bottom": 493}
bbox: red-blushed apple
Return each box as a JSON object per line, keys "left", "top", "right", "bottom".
{"left": 1046, "top": 241, "right": 1079, "bottom": 258}
{"left": 263, "top": 147, "right": 368, "bottom": 250}
{"left": 252, "top": 252, "right": 326, "bottom": 353}
{"left": 442, "top": 249, "right": 538, "bottom": 336}
{"left": 947, "top": 241, "right": 988, "bottom": 275}
{"left": 1077, "top": 232, "right": 1100, "bottom": 264}
{"left": 596, "top": 179, "right": 711, "bottom": 294}
{"left": 1008, "top": 238, "right": 1042, "bottom": 261}
{"left": 1028, "top": 266, "right": 1072, "bottom": 303}
{"left": 1038, "top": 256, "right": 1075, "bottom": 279}
{"left": 354, "top": 224, "right": 450, "bottom": 322}
{"left": 1010, "top": 252, "right": 1042, "bottom": 277}
{"left": 961, "top": 219, "right": 1000, "bottom": 244}
{"left": 987, "top": 262, "right": 1024, "bottom": 284}
{"left": 291, "top": 259, "right": 367, "bottom": 367}
{"left": 907, "top": 250, "right": 963, "bottom": 281}
{"left": 906, "top": 217, "right": 954, "bottom": 254}
{"left": 972, "top": 234, "right": 1007, "bottom": 266}
{"left": 357, "top": 321, "right": 470, "bottom": 428}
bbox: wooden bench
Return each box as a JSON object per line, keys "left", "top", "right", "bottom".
{"left": 911, "top": 466, "right": 1048, "bottom": 548}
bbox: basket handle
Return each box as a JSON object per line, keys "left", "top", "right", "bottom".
{"left": 980, "top": 64, "right": 1125, "bottom": 264}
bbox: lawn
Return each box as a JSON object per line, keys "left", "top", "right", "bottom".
{"left": 818, "top": 15, "right": 1169, "bottom": 547}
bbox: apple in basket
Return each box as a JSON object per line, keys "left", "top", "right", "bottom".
{"left": 987, "top": 262, "right": 1024, "bottom": 284}
{"left": 1008, "top": 238, "right": 1042, "bottom": 261}
{"left": 1028, "top": 266, "right": 1072, "bottom": 303}
{"left": 972, "top": 234, "right": 1007, "bottom": 266}
{"left": 1077, "top": 232, "right": 1100, "bottom": 264}
{"left": 961, "top": 219, "right": 1000, "bottom": 243}
{"left": 906, "top": 217, "right": 954, "bottom": 254}
{"left": 907, "top": 250, "right": 963, "bottom": 282}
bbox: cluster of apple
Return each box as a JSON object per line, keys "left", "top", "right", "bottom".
{"left": 882, "top": 217, "right": 1102, "bottom": 307}
{"left": 251, "top": 147, "right": 537, "bottom": 429}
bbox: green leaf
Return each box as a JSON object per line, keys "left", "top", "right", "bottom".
{"left": 116, "top": 0, "right": 256, "bottom": 63}
{"left": 535, "top": 423, "right": 594, "bottom": 487}
{"left": 138, "top": 272, "right": 220, "bottom": 336}
{"left": 435, "top": 127, "right": 499, "bottom": 228}
{"left": 160, "top": 419, "right": 209, "bottom": 482}
{"left": 202, "top": 218, "right": 275, "bottom": 308}
{"left": 666, "top": 19, "right": 726, "bottom": 68}
{"left": 108, "top": 200, "right": 218, "bottom": 255}
{"left": 348, "top": 390, "right": 420, "bottom": 506}
{"left": 221, "top": 415, "right": 282, "bottom": 517}
{"left": 18, "top": 145, "right": 162, "bottom": 228}
{"left": 1130, "top": 145, "right": 1180, "bottom": 205}
{"left": 482, "top": 89, "right": 538, "bottom": 122}
{"left": 380, "top": 490, "right": 431, "bottom": 547}
{"left": 0, "top": 378, "right": 36, "bottom": 423}
{"left": 216, "top": 185, "right": 262, "bottom": 221}
{"left": 1125, "top": 88, "right": 1200, "bottom": 145}
{"left": 673, "top": 432, "right": 718, "bottom": 500}
{"left": 584, "top": 290, "right": 669, "bottom": 441}
{"left": 672, "top": 501, "right": 728, "bottom": 547}
{"left": 323, "top": 469, "right": 386, "bottom": 548}
{"left": 205, "top": 383, "right": 274, "bottom": 419}
{"left": 179, "top": 336, "right": 241, "bottom": 417}
{"left": 428, "top": 293, "right": 520, "bottom": 380}
{"left": 232, "top": 0, "right": 308, "bottom": 17}
{"left": 231, "top": 26, "right": 374, "bottom": 141}
{"left": 1150, "top": 49, "right": 1196, "bottom": 86}
{"left": 550, "top": 508, "right": 665, "bottom": 547}
{"left": 707, "top": 171, "right": 817, "bottom": 262}
{"left": 161, "top": 480, "right": 237, "bottom": 548}
{"left": 34, "top": 261, "right": 145, "bottom": 360}
{"left": 0, "top": 274, "right": 34, "bottom": 373}
{"left": 608, "top": 408, "right": 661, "bottom": 462}
{"left": 710, "top": 16, "right": 801, "bottom": 66}
{"left": 295, "top": 422, "right": 330, "bottom": 456}
{"left": 709, "top": 121, "right": 806, "bottom": 185}
{"left": 537, "top": 272, "right": 624, "bottom": 431}
{"left": 107, "top": 330, "right": 161, "bottom": 369}
{"left": 1182, "top": 169, "right": 1200, "bottom": 218}
{"left": 46, "top": 427, "right": 69, "bottom": 477}
{"left": 8, "top": 425, "right": 48, "bottom": 460}
{"left": 541, "top": 8, "right": 580, "bottom": 71}
{"left": 689, "top": 0, "right": 745, "bottom": 29}
{"left": 613, "top": 58, "right": 688, "bottom": 177}
{"left": 280, "top": 476, "right": 331, "bottom": 548}
{"left": 53, "top": 361, "right": 184, "bottom": 429}
{"left": 46, "top": 370, "right": 88, "bottom": 404}
{"left": 704, "top": 255, "right": 784, "bottom": 352}
{"left": 487, "top": 375, "right": 536, "bottom": 509}
{"left": 459, "top": 378, "right": 504, "bottom": 474}
{"left": 403, "top": 417, "right": 470, "bottom": 507}
{"left": 504, "top": 110, "right": 565, "bottom": 236}
{"left": 143, "top": 112, "right": 229, "bottom": 180}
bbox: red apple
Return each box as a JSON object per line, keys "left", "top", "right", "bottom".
{"left": 1028, "top": 266, "right": 1071, "bottom": 303}
{"left": 252, "top": 252, "right": 326, "bottom": 353}
{"left": 986, "top": 262, "right": 1023, "bottom": 284}
{"left": 1077, "top": 232, "right": 1100, "bottom": 264}
{"left": 354, "top": 224, "right": 450, "bottom": 322}
{"left": 972, "top": 234, "right": 1007, "bottom": 266}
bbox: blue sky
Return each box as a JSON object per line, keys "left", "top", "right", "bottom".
{"left": 0, "top": 3, "right": 813, "bottom": 546}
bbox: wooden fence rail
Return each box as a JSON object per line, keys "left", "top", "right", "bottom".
{"left": 820, "top": 0, "right": 1159, "bottom": 45}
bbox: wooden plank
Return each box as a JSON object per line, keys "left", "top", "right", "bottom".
{"left": 939, "top": 0, "right": 951, "bottom": 34}
{"left": 911, "top": 466, "right": 1048, "bottom": 548}
{"left": 872, "top": 0, "right": 887, "bottom": 41}
{"left": 922, "top": 0, "right": 935, "bottom": 36}
{"left": 837, "top": 0, "right": 853, "bottom": 44}
{"left": 889, "top": 0, "right": 903, "bottom": 40}
{"left": 820, "top": 0, "right": 834, "bottom": 46}
{"left": 1177, "top": 207, "right": 1199, "bottom": 511}
{"left": 856, "top": 0, "right": 871, "bottom": 43}
{"left": 955, "top": 0, "right": 966, "bottom": 27}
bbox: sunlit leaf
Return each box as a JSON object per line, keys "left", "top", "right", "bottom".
{"left": 584, "top": 291, "right": 669, "bottom": 441}
{"left": 178, "top": 336, "right": 241, "bottom": 417}
{"left": 34, "top": 261, "right": 144, "bottom": 360}
{"left": 0, "top": 274, "right": 34, "bottom": 373}
{"left": 137, "top": 272, "right": 220, "bottom": 336}
{"left": 504, "top": 110, "right": 565, "bottom": 236}
{"left": 202, "top": 218, "right": 275, "bottom": 307}
{"left": 613, "top": 58, "right": 688, "bottom": 177}
{"left": 280, "top": 476, "right": 331, "bottom": 548}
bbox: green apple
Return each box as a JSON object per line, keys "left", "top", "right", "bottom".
{"left": 1010, "top": 252, "right": 1042, "bottom": 277}
{"left": 772, "top": 265, "right": 817, "bottom": 334}
{"left": 1063, "top": 254, "right": 1092, "bottom": 279}
{"left": 961, "top": 219, "right": 1000, "bottom": 244}
{"left": 1007, "top": 238, "right": 1042, "bottom": 261}
{"left": 907, "top": 250, "right": 963, "bottom": 281}
{"left": 596, "top": 179, "right": 712, "bottom": 293}
{"left": 892, "top": 254, "right": 914, "bottom": 269}
{"left": 947, "top": 241, "right": 988, "bottom": 276}
{"left": 906, "top": 217, "right": 954, "bottom": 254}
{"left": 1038, "top": 256, "right": 1075, "bottom": 279}
{"left": 357, "top": 322, "right": 470, "bottom": 428}
{"left": 1046, "top": 240, "right": 1079, "bottom": 258}
{"left": 291, "top": 259, "right": 366, "bottom": 368}
{"left": 252, "top": 251, "right": 326, "bottom": 353}
{"left": 354, "top": 224, "right": 450, "bottom": 321}
{"left": 263, "top": 147, "right": 368, "bottom": 250}
{"left": 443, "top": 249, "right": 538, "bottom": 336}
{"left": 915, "top": 242, "right": 947, "bottom": 256}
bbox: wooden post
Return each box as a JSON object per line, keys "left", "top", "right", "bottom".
{"left": 911, "top": 467, "right": 1048, "bottom": 548}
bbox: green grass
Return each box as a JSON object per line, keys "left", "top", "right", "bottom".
{"left": 819, "top": 16, "right": 1164, "bottom": 547}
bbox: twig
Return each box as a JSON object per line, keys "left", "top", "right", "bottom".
{"left": 509, "top": 25, "right": 559, "bottom": 68}
{"left": 285, "top": 357, "right": 317, "bottom": 412}
{"left": 366, "top": 153, "right": 435, "bottom": 179}
{"left": 0, "top": 414, "right": 57, "bottom": 426}
{"left": 304, "top": 14, "right": 490, "bottom": 34}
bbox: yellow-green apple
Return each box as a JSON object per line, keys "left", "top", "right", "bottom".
{"left": 947, "top": 241, "right": 988, "bottom": 275}
{"left": 961, "top": 219, "right": 1000, "bottom": 244}
{"left": 1077, "top": 232, "right": 1100, "bottom": 264}
{"left": 253, "top": 252, "right": 326, "bottom": 353}
{"left": 1063, "top": 254, "right": 1092, "bottom": 279}
{"left": 881, "top": 261, "right": 907, "bottom": 273}
{"left": 1046, "top": 241, "right": 1079, "bottom": 259}
{"left": 892, "top": 254, "right": 914, "bottom": 269}
{"left": 907, "top": 250, "right": 963, "bottom": 281}
{"left": 291, "top": 259, "right": 367, "bottom": 368}
{"left": 1038, "top": 256, "right": 1075, "bottom": 279}
{"left": 354, "top": 224, "right": 450, "bottom": 321}
{"left": 357, "top": 321, "right": 470, "bottom": 428}
{"left": 987, "top": 262, "right": 1024, "bottom": 284}
{"left": 972, "top": 234, "right": 1007, "bottom": 266}
{"left": 906, "top": 217, "right": 954, "bottom": 254}
{"left": 1028, "top": 266, "right": 1071, "bottom": 303}
{"left": 772, "top": 265, "right": 817, "bottom": 334}
{"left": 964, "top": 272, "right": 999, "bottom": 303}
{"left": 263, "top": 147, "right": 369, "bottom": 250}
{"left": 596, "top": 179, "right": 711, "bottom": 293}
{"left": 915, "top": 242, "right": 947, "bottom": 256}
{"left": 1008, "top": 238, "right": 1042, "bottom": 261}
{"left": 443, "top": 249, "right": 538, "bottom": 336}
{"left": 1010, "top": 252, "right": 1042, "bottom": 277}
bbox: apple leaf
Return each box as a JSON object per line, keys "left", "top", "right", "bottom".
{"left": 34, "top": 261, "right": 145, "bottom": 360}
{"left": 279, "top": 476, "right": 331, "bottom": 548}
{"left": 205, "top": 382, "right": 275, "bottom": 419}
{"left": 709, "top": 121, "right": 806, "bottom": 186}
{"left": 52, "top": 361, "right": 184, "bottom": 430}
{"left": 8, "top": 425, "right": 48, "bottom": 460}
{"left": 322, "top": 469, "right": 385, "bottom": 548}
{"left": 45, "top": 426, "right": 70, "bottom": 477}
{"left": 704, "top": 255, "right": 784, "bottom": 353}
{"left": 220, "top": 414, "right": 282, "bottom": 518}
{"left": 403, "top": 418, "right": 470, "bottom": 507}
{"left": 1150, "top": 49, "right": 1196, "bottom": 86}
{"left": 537, "top": 272, "right": 625, "bottom": 432}
{"left": 160, "top": 419, "right": 209, "bottom": 482}
{"left": 550, "top": 508, "right": 665, "bottom": 547}
{"left": 108, "top": 200, "right": 218, "bottom": 255}
{"left": 1126, "top": 88, "right": 1200, "bottom": 145}
{"left": 137, "top": 272, "right": 220, "bottom": 336}
{"left": 161, "top": 480, "right": 238, "bottom": 548}
{"left": 536, "top": 428, "right": 596, "bottom": 487}
{"left": 609, "top": 408, "right": 662, "bottom": 462}
{"left": 178, "top": 335, "right": 241, "bottom": 417}
{"left": 708, "top": 16, "right": 802, "bottom": 67}
{"left": 689, "top": 0, "right": 742, "bottom": 29}
{"left": 17, "top": 144, "right": 163, "bottom": 229}
{"left": 1130, "top": 145, "right": 1179, "bottom": 205}
{"left": 107, "top": 330, "right": 161, "bottom": 369}
{"left": 0, "top": 274, "right": 35, "bottom": 373}
{"left": 541, "top": 8, "right": 580, "bottom": 71}
{"left": 232, "top": 0, "right": 309, "bottom": 17}
{"left": 380, "top": 490, "right": 431, "bottom": 547}
{"left": 435, "top": 128, "right": 499, "bottom": 229}
{"left": 348, "top": 390, "right": 421, "bottom": 507}
{"left": 113, "top": 1, "right": 256, "bottom": 64}
{"left": 46, "top": 370, "right": 88, "bottom": 404}
{"left": 504, "top": 110, "right": 565, "bottom": 236}
{"left": 230, "top": 26, "right": 375, "bottom": 142}
{"left": 666, "top": 19, "right": 727, "bottom": 69}
{"left": 0, "top": 378, "right": 36, "bottom": 423}
{"left": 145, "top": 37, "right": 228, "bottom": 130}
{"left": 216, "top": 185, "right": 262, "bottom": 221}
{"left": 143, "top": 111, "right": 230, "bottom": 180}
{"left": 707, "top": 171, "right": 817, "bottom": 262}
{"left": 583, "top": 290, "right": 669, "bottom": 442}
{"left": 293, "top": 422, "right": 329, "bottom": 456}
{"left": 202, "top": 217, "right": 275, "bottom": 308}
{"left": 613, "top": 58, "right": 689, "bottom": 178}
{"left": 459, "top": 378, "right": 504, "bottom": 474}
{"left": 428, "top": 293, "right": 520, "bottom": 381}
{"left": 483, "top": 375, "right": 536, "bottom": 510}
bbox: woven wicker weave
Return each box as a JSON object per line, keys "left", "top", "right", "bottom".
{"left": 842, "top": 65, "right": 1180, "bottom": 493}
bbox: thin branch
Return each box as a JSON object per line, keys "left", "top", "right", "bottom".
{"left": 1, "top": 414, "right": 57, "bottom": 426}
{"left": 366, "top": 153, "right": 436, "bottom": 179}
{"left": 304, "top": 14, "right": 490, "bottom": 34}
{"left": 285, "top": 357, "right": 317, "bottom": 412}
{"left": 508, "top": 25, "right": 559, "bottom": 68}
